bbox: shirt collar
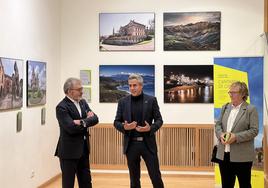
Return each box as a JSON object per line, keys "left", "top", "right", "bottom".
{"left": 231, "top": 101, "right": 243, "bottom": 110}
{"left": 66, "top": 95, "right": 80, "bottom": 104}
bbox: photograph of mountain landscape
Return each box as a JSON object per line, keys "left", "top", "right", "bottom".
{"left": 99, "top": 13, "right": 155, "bottom": 51}
{"left": 164, "top": 65, "right": 213, "bottom": 103}
{"left": 164, "top": 12, "right": 221, "bottom": 51}
{"left": 99, "top": 65, "right": 155, "bottom": 102}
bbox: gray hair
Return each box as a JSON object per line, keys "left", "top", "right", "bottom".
{"left": 63, "top": 77, "right": 81, "bottom": 94}
{"left": 128, "top": 74, "right": 143, "bottom": 84}
{"left": 230, "top": 81, "right": 249, "bottom": 101}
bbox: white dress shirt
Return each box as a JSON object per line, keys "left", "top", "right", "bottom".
{"left": 225, "top": 102, "right": 242, "bottom": 152}
{"left": 67, "top": 96, "right": 87, "bottom": 140}
{"left": 67, "top": 96, "right": 81, "bottom": 117}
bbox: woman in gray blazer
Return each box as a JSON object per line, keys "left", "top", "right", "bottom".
{"left": 215, "top": 81, "right": 259, "bottom": 188}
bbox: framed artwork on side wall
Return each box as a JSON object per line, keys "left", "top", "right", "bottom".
{"left": 99, "top": 65, "right": 155, "bottom": 103}
{"left": 0, "top": 57, "right": 23, "bottom": 111}
{"left": 26, "top": 60, "right": 46, "bottom": 107}
{"left": 99, "top": 13, "right": 155, "bottom": 51}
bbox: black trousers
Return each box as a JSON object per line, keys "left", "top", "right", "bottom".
{"left": 126, "top": 141, "right": 164, "bottom": 188}
{"left": 219, "top": 152, "right": 252, "bottom": 188}
{"left": 59, "top": 142, "right": 92, "bottom": 188}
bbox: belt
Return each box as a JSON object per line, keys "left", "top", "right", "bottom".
{"left": 131, "top": 137, "right": 144, "bottom": 141}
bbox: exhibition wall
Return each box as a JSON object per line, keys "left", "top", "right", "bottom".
{"left": 0, "top": 0, "right": 61, "bottom": 187}
{"left": 60, "top": 0, "right": 264, "bottom": 124}
{"left": 0, "top": 0, "right": 266, "bottom": 187}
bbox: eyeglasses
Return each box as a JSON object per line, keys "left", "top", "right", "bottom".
{"left": 70, "top": 87, "right": 83, "bottom": 91}
{"left": 228, "top": 91, "right": 240, "bottom": 95}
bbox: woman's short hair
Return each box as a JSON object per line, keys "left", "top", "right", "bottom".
{"left": 128, "top": 74, "right": 143, "bottom": 85}
{"left": 230, "top": 81, "right": 249, "bottom": 101}
{"left": 63, "top": 77, "right": 81, "bottom": 94}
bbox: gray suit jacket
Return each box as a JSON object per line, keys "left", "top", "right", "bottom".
{"left": 215, "top": 102, "right": 258, "bottom": 162}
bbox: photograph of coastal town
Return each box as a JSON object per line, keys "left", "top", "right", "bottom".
{"left": 164, "top": 65, "right": 213, "bottom": 103}
{"left": 164, "top": 12, "right": 221, "bottom": 51}
{"left": 99, "top": 65, "right": 155, "bottom": 102}
{"left": 99, "top": 13, "right": 155, "bottom": 51}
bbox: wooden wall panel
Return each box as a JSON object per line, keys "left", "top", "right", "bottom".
{"left": 90, "top": 124, "right": 214, "bottom": 170}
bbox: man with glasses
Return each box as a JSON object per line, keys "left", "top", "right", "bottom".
{"left": 55, "top": 77, "right": 99, "bottom": 188}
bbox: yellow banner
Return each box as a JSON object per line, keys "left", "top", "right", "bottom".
{"left": 214, "top": 64, "right": 261, "bottom": 187}
{"left": 214, "top": 64, "right": 250, "bottom": 108}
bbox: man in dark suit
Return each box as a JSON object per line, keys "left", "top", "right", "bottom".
{"left": 55, "top": 77, "right": 99, "bottom": 188}
{"left": 114, "top": 74, "right": 164, "bottom": 188}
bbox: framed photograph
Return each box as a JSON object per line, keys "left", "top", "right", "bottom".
{"left": 26, "top": 60, "right": 46, "bottom": 107}
{"left": 164, "top": 12, "right": 221, "bottom": 51}
{"left": 80, "top": 70, "right": 91, "bottom": 86}
{"left": 0, "top": 57, "right": 23, "bottom": 111}
{"left": 99, "top": 13, "right": 155, "bottom": 51}
{"left": 82, "top": 87, "right": 91, "bottom": 103}
{"left": 99, "top": 65, "right": 155, "bottom": 103}
{"left": 164, "top": 65, "right": 214, "bottom": 103}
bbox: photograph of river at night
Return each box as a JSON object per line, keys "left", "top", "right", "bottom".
{"left": 164, "top": 65, "right": 213, "bottom": 103}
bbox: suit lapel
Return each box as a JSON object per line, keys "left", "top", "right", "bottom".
{"left": 142, "top": 94, "right": 148, "bottom": 124}
{"left": 127, "top": 95, "right": 131, "bottom": 122}
{"left": 64, "top": 97, "right": 81, "bottom": 118}
{"left": 222, "top": 104, "right": 231, "bottom": 131}
{"left": 79, "top": 100, "right": 86, "bottom": 118}
{"left": 231, "top": 102, "right": 247, "bottom": 132}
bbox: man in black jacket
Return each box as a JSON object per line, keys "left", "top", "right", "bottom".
{"left": 55, "top": 77, "right": 98, "bottom": 188}
{"left": 114, "top": 74, "right": 164, "bottom": 188}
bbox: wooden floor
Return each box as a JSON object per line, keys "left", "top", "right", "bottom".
{"left": 41, "top": 173, "right": 214, "bottom": 188}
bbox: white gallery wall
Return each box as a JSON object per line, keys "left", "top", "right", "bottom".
{"left": 61, "top": 0, "right": 264, "bottom": 124}
{"left": 0, "top": 0, "right": 61, "bottom": 187}
{"left": 0, "top": 0, "right": 266, "bottom": 187}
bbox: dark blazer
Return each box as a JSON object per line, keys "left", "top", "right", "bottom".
{"left": 215, "top": 102, "right": 259, "bottom": 162}
{"left": 114, "top": 94, "right": 163, "bottom": 154}
{"left": 55, "top": 97, "right": 99, "bottom": 159}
